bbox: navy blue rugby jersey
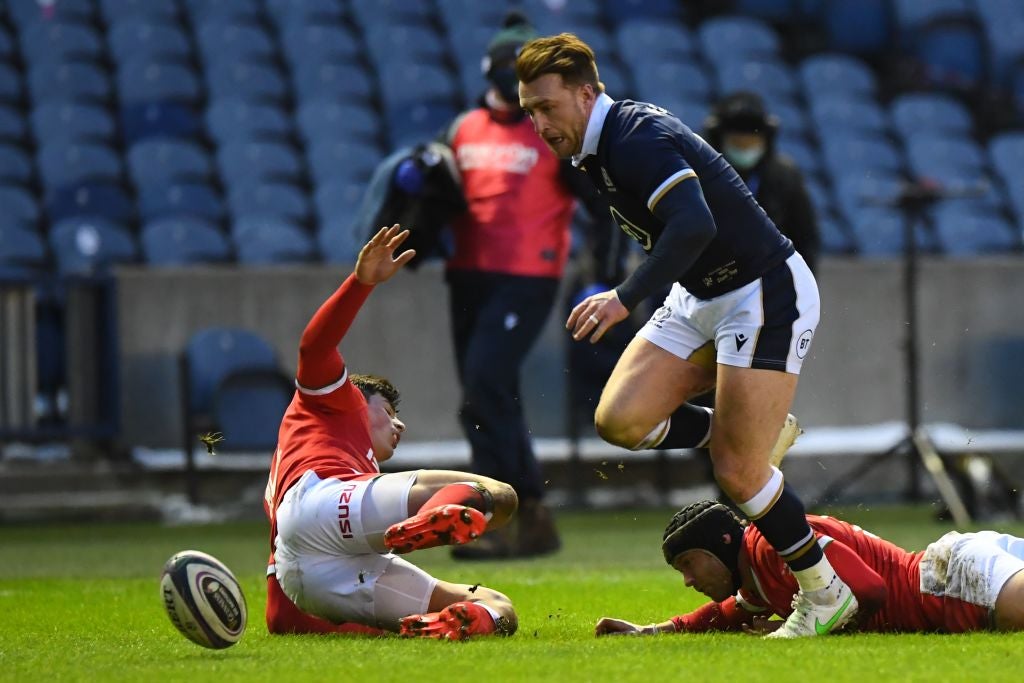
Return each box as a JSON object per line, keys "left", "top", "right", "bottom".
{"left": 577, "top": 99, "right": 793, "bottom": 300}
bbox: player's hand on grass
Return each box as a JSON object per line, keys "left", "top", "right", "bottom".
{"left": 355, "top": 224, "right": 416, "bottom": 285}
{"left": 741, "top": 615, "right": 781, "bottom": 636}
{"left": 567, "top": 288, "right": 629, "bottom": 343}
{"left": 594, "top": 617, "right": 659, "bottom": 636}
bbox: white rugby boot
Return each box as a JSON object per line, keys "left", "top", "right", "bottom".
{"left": 769, "top": 413, "right": 803, "bottom": 468}
{"left": 765, "top": 578, "right": 858, "bottom": 638}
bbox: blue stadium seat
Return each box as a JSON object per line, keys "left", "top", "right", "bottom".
{"left": 633, "top": 62, "right": 712, "bottom": 104}
{"left": 314, "top": 178, "right": 367, "bottom": 226}
{"left": 932, "top": 206, "right": 1021, "bottom": 255}
{"left": 819, "top": 0, "right": 890, "bottom": 55}
{"left": 734, "top": 0, "right": 800, "bottom": 22}
{"left": 1002, "top": 176, "right": 1024, "bottom": 222}
{"left": 0, "top": 224, "right": 47, "bottom": 270}
{"left": 20, "top": 21, "right": 103, "bottom": 65}
{"left": 232, "top": 217, "right": 318, "bottom": 264}
{"left": 447, "top": 25, "right": 499, "bottom": 75}
{"left": 0, "top": 64, "right": 21, "bottom": 104}
{"left": 182, "top": 0, "right": 262, "bottom": 23}
{"left": 296, "top": 101, "right": 380, "bottom": 146}
{"left": 660, "top": 99, "right": 711, "bottom": 131}
{"left": 349, "top": 0, "right": 435, "bottom": 28}
{"left": 317, "top": 217, "right": 362, "bottom": 264}
{"left": 816, "top": 214, "right": 858, "bottom": 254}
{"left": 306, "top": 139, "right": 383, "bottom": 185}
{"left": 376, "top": 62, "right": 460, "bottom": 110}
{"left": 138, "top": 182, "right": 226, "bottom": 223}
{"left": 364, "top": 24, "right": 449, "bottom": 69}
{"left": 37, "top": 142, "right": 122, "bottom": 190}
{"left": 0, "top": 185, "right": 41, "bottom": 228}
{"left": 605, "top": 0, "right": 685, "bottom": 24}
{"left": 904, "top": 135, "right": 986, "bottom": 181}
{"left": 386, "top": 102, "right": 458, "bottom": 150}
{"left": 802, "top": 175, "right": 835, "bottom": 216}
{"left": 988, "top": 132, "right": 1024, "bottom": 182}
{"left": 979, "top": 3, "right": 1024, "bottom": 86}
{"left": 217, "top": 141, "right": 304, "bottom": 186}
{"left": 206, "top": 98, "right": 292, "bottom": 144}
{"left": 0, "top": 145, "right": 33, "bottom": 184}
{"left": 108, "top": 20, "right": 191, "bottom": 64}
{"left": 833, "top": 172, "right": 907, "bottom": 224}
{"left": 615, "top": 19, "right": 696, "bottom": 68}
{"left": 31, "top": 102, "right": 115, "bottom": 145}
{"left": 522, "top": 0, "right": 603, "bottom": 24}
{"left": 46, "top": 182, "right": 135, "bottom": 225}
{"left": 213, "top": 370, "right": 295, "bottom": 451}
{"left": 911, "top": 17, "right": 987, "bottom": 91}
{"left": 7, "top": 0, "right": 95, "bottom": 28}
{"left": 698, "top": 15, "right": 780, "bottom": 63}
{"left": 893, "top": 0, "right": 973, "bottom": 36}
{"left": 128, "top": 139, "right": 213, "bottom": 190}
{"left": 799, "top": 53, "right": 877, "bottom": 99}
{"left": 0, "top": 24, "right": 13, "bottom": 61}
{"left": 228, "top": 181, "right": 312, "bottom": 225}
{"left": 182, "top": 326, "right": 282, "bottom": 421}
{"left": 100, "top": 0, "right": 180, "bottom": 22}
{"left": 776, "top": 135, "right": 822, "bottom": 178}
{"left": 849, "top": 208, "right": 916, "bottom": 256}
{"left": 715, "top": 59, "right": 799, "bottom": 100}
{"left": 597, "top": 60, "right": 634, "bottom": 99}
{"left": 291, "top": 63, "right": 375, "bottom": 104}
{"left": 266, "top": 0, "right": 346, "bottom": 27}
{"left": 29, "top": 61, "right": 112, "bottom": 103}
{"left": 889, "top": 92, "right": 973, "bottom": 139}
{"left": 120, "top": 102, "right": 201, "bottom": 144}
{"left": 280, "top": 23, "right": 361, "bottom": 70}
{"left": 809, "top": 97, "right": 889, "bottom": 136}
{"left": 196, "top": 20, "right": 277, "bottom": 66}
{"left": 436, "top": 0, "right": 509, "bottom": 31}
{"left": 0, "top": 106, "right": 26, "bottom": 143}
{"left": 205, "top": 61, "right": 289, "bottom": 104}
{"left": 821, "top": 135, "right": 904, "bottom": 177}
{"left": 141, "top": 217, "right": 232, "bottom": 266}
{"left": 49, "top": 217, "right": 137, "bottom": 275}
{"left": 117, "top": 59, "right": 201, "bottom": 105}
{"left": 767, "top": 99, "right": 809, "bottom": 139}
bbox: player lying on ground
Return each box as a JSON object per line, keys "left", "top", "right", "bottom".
{"left": 263, "top": 225, "right": 519, "bottom": 641}
{"left": 595, "top": 501, "right": 1024, "bottom": 635}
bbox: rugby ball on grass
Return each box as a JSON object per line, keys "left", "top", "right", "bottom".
{"left": 160, "top": 550, "right": 247, "bottom": 649}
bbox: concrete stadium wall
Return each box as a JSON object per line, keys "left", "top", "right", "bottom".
{"left": 116, "top": 257, "right": 1024, "bottom": 449}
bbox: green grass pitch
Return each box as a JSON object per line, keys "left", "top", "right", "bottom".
{"left": 2, "top": 505, "right": 1022, "bottom": 682}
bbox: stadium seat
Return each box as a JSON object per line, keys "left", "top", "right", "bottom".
{"left": 291, "top": 62, "right": 376, "bottom": 104}
{"left": 195, "top": 20, "right": 277, "bottom": 66}
{"left": 979, "top": 4, "right": 1024, "bottom": 87}
{"left": 266, "top": 0, "right": 346, "bottom": 27}
{"left": 605, "top": 0, "right": 686, "bottom": 24}
{"left": 809, "top": 97, "right": 889, "bottom": 136}
{"left": 776, "top": 135, "right": 822, "bottom": 178}
{"left": 0, "top": 145, "right": 33, "bottom": 184}
{"left": 306, "top": 139, "right": 383, "bottom": 185}
{"left": 19, "top": 21, "right": 103, "bottom": 65}
{"left": 802, "top": 175, "right": 835, "bottom": 217}
{"left": 31, "top": 102, "right": 115, "bottom": 145}
{"left": 988, "top": 132, "right": 1024, "bottom": 182}
{"left": 633, "top": 62, "right": 712, "bottom": 104}
{"left": 364, "top": 24, "right": 449, "bottom": 70}
{"left": 0, "top": 106, "right": 26, "bottom": 143}
{"left": 138, "top": 182, "right": 227, "bottom": 223}
{"left": 849, "top": 207, "right": 915, "bottom": 256}
{"left": 100, "top": 0, "right": 181, "bottom": 23}
{"left": 216, "top": 141, "right": 304, "bottom": 186}
{"left": 386, "top": 102, "right": 458, "bottom": 150}
{"left": 107, "top": 20, "right": 192, "bottom": 64}
{"left": 904, "top": 135, "right": 986, "bottom": 181}
{"left": 893, "top": 0, "right": 973, "bottom": 37}
{"left": 833, "top": 172, "right": 907, "bottom": 224}
{"left": 698, "top": 15, "right": 780, "bottom": 63}
{"left": 296, "top": 101, "right": 380, "bottom": 146}
{"left": 932, "top": 206, "right": 1021, "bottom": 255}
{"left": 733, "top": 0, "right": 800, "bottom": 22}
{"left": 819, "top": 0, "right": 891, "bottom": 54}
{"left": 314, "top": 178, "right": 368, "bottom": 227}
{"left": 911, "top": 17, "right": 987, "bottom": 91}
{"left": 767, "top": 99, "right": 809, "bottom": 139}
{"left": 377, "top": 62, "right": 460, "bottom": 110}
{"left": 49, "top": 217, "right": 137, "bottom": 275}
{"left": 7, "top": 0, "right": 95, "bottom": 28}
{"left": 715, "top": 59, "right": 799, "bottom": 100}
{"left": 228, "top": 181, "right": 312, "bottom": 225}
{"left": 232, "top": 217, "right": 318, "bottom": 264}
{"left": 615, "top": 19, "right": 696, "bottom": 68}
{"left": 128, "top": 139, "right": 213, "bottom": 190}
{"left": 317, "top": 216, "right": 363, "bottom": 264}
{"left": 46, "top": 182, "right": 135, "bottom": 225}
{"left": 0, "top": 64, "right": 22, "bottom": 104}
{"left": 436, "top": 0, "right": 508, "bottom": 31}
{"left": 596, "top": 60, "right": 634, "bottom": 100}
{"left": 212, "top": 370, "right": 296, "bottom": 451}
{"left": 889, "top": 92, "right": 973, "bottom": 138}
{"left": 120, "top": 102, "right": 202, "bottom": 144}
{"left": 521, "top": 0, "right": 603, "bottom": 24}
{"left": 182, "top": 0, "right": 263, "bottom": 23}
{"left": 205, "top": 61, "right": 289, "bottom": 104}
{"left": 206, "top": 98, "right": 292, "bottom": 144}
{"left": 0, "top": 223, "right": 47, "bottom": 272}
{"left": 0, "top": 184, "right": 41, "bottom": 228}
{"left": 37, "top": 142, "right": 122, "bottom": 190}
{"left": 821, "top": 135, "right": 904, "bottom": 177}
{"left": 799, "top": 53, "right": 878, "bottom": 99}
{"left": 117, "top": 59, "right": 201, "bottom": 105}
{"left": 140, "top": 217, "right": 232, "bottom": 266}
{"left": 816, "top": 214, "right": 858, "bottom": 254}
{"left": 280, "top": 23, "right": 361, "bottom": 70}
{"left": 349, "top": 0, "right": 435, "bottom": 28}
{"left": 0, "top": 24, "right": 13, "bottom": 61}
{"left": 29, "top": 61, "right": 112, "bottom": 103}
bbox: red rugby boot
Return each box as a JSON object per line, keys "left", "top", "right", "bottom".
{"left": 399, "top": 601, "right": 497, "bottom": 641}
{"left": 384, "top": 504, "right": 487, "bottom": 554}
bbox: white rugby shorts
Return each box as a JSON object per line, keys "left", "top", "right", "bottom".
{"left": 272, "top": 470, "right": 439, "bottom": 629}
{"left": 638, "top": 252, "right": 819, "bottom": 374}
{"left": 919, "top": 530, "right": 1024, "bottom": 609}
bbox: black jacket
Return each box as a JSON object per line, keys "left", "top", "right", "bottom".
{"left": 740, "top": 154, "right": 821, "bottom": 273}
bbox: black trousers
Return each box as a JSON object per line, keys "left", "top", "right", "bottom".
{"left": 447, "top": 270, "right": 559, "bottom": 501}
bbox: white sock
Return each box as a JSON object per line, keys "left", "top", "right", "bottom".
{"left": 477, "top": 602, "right": 501, "bottom": 625}
{"left": 792, "top": 538, "right": 839, "bottom": 596}
{"left": 632, "top": 418, "right": 671, "bottom": 450}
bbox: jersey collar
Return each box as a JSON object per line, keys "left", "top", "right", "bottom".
{"left": 572, "top": 92, "right": 614, "bottom": 168}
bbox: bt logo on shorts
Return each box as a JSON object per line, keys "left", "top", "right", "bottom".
{"left": 337, "top": 483, "right": 358, "bottom": 539}
{"left": 796, "top": 330, "right": 813, "bottom": 359}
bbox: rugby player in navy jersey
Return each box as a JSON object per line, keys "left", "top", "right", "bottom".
{"left": 516, "top": 34, "right": 855, "bottom": 638}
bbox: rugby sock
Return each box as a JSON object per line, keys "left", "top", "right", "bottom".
{"left": 419, "top": 482, "right": 494, "bottom": 520}
{"left": 632, "top": 404, "right": 713, "bottom": 450}
{"left": 737, "top": 467, "right": 831, "bottom": 591}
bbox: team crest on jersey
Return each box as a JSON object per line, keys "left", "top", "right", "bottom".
{"left": 600, "top": 167, "right": 617, "bottom": 192}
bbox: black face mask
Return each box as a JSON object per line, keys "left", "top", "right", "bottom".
{"left": 489, "top": 66, "right": 520, "bottom": 105}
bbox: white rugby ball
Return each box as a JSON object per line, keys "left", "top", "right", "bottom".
{"left": 160, "top": 550, "right": 247, "bottom": 649}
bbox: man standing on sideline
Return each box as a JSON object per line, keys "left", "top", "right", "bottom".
{"left": 516, "top": 34, "right": 852, "bottom": 637}
{"left": 443, "top": 14, "right": 621, "bottom": 560}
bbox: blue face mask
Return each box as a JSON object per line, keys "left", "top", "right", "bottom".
{"left": 723, "top": 144, "right": 765, "bottom": 171}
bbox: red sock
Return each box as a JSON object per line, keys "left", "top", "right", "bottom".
{"left": 419, "top": 482, "right": 493, "bottom": 517}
